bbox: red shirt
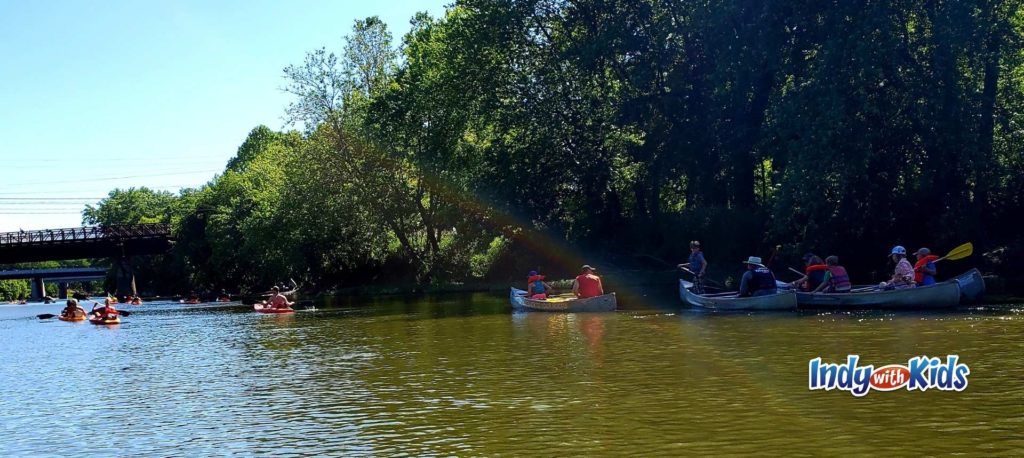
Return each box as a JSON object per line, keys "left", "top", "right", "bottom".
{"left": 575, "top": 274, "right": 602, "bottom": 299}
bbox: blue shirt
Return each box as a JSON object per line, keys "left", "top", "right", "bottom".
{"left": 689, "top": 251, "right": 706, "bottom": 273}
{"left": 920, "top": 262, "right": 937, "bottom": 286}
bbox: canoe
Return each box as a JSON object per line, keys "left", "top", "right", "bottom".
{"left": 954, "top": 268, "right": 985, "bottom": 302}
{"left": 509, "top": 288, "right": 526, "bottom": 309}
{"left": 59, "top": 314, "right": 86, "bottom": 322}
{"left": 679, "top": 280, "right": 797, "bottom": 311}
{"left": 254, "top": 303, "right": 294, "bottom": 314}
{"left": 794, "top": 278, "right": 960, "bottom": 309}
{"left": 89, "top": 316, "right": 121, "bottom": 325}
{"left": 509, "top": 288, "right": 616, "bottom": 312}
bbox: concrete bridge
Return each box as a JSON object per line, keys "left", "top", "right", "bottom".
{"left": 0, "top": 224, "right": 173, "bottom": 299}
{"left": 0, "top": 267, "right": 108, "bottom": 300}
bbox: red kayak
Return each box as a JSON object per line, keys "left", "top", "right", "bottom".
{"left": 254, "top": 303, "right": 294, "bottom": 314}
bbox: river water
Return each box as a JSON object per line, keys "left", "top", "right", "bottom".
{"left": 1, "top": 293, "right": 1022, "bottom": 455}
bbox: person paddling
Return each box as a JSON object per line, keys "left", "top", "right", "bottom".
{"left": 790, "top": 253, "right": 827, "bottom": 291}
{"left": 880, "top": 246, "right": 915, "bottom": 290}
{"left": 738, "top": 256, "right": 778, "bottom": 297}
{"left": 677, "top": 241, "right": 708, "bottom": 294}
{"left": 572, "top": 265, "right": 604, "bottom": 299}
{"left": 525, "top": 270, "right": 553, "bottom": 300}
{"left": 267, "top": 286, "right": 293, "bottom": 310}
{"left": 811, "top": 256, "right": 852, "bottom": 293}
{"left": 91, "top": 298, "right": 119, "bottom": 320}
{"left": 61, "top": 298, "right": 86, "bottom": 320}
{"left": 913, "top": 247, "right": 939, "bottom": 286}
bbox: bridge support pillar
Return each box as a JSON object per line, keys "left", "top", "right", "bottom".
{"left": 115, "top": 257, "right": 136, "bottom": 298}
{"left": 59, "top": 282, "right": 69, "bottom": 300}
{"left": 30, "top": 277, "right": 46, "bottom": 301}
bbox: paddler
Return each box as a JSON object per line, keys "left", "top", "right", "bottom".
{"left": 526, "top": 270, "right": 552, "bottom": 300}
{"left": 879, "top": 246, "right": 915, "bottom": 289}
{"left": 810, "top": 255, "right": 852, "bottom": 293}
{"left": 677, "top": 241, "right": 708, "bottom": 294}
{"left": 91, "top": 298, "right": 119, "bottom": 320}
{"left": 572, "top": 265, "right": 604, "bottom": 299}
{"left": 267, "top": 286, "right": 293, "bottom": 309}
{"left": 738, "top": 256, "right": 778, "bottom": 297}
{"left": 789, "top": 253, "right": 827, "bottom": 291}
{"left": 60, "top": 298, "right": 87, "bottom": 319}
{"left": 913, "top": 247, "right": 939, "bottom": 286}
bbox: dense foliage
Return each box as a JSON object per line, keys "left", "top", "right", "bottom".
{"left": 86, "top": 1, "right": 1024, "bottom": 292}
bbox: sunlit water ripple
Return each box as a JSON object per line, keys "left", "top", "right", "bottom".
{"left": 1, "top": 294, "right": 1022, "bottom": 455}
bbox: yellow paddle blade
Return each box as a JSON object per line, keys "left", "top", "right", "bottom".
{"left": 941, "top": 242, "right": 973, "bottom": 261}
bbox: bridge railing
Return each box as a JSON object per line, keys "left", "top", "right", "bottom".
{"left": 0, "top": 224, "right": 171, "bottom": 246}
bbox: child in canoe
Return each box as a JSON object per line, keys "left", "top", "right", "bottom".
{"left": 526, "top": 271, "right": 553, "bottom": 299}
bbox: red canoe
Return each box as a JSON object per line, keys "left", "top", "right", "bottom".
{"left": 254, "top": 303, "right": 294, "bottom": 314}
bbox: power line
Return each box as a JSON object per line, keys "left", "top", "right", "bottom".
{"left": 0, "top": 198, "right": 105, "bottom": 201}
{"left": 0, "top": 185, "right": 197, "bottom": 195}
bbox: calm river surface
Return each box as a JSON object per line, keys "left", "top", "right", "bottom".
{"left": 1, "top": 293, "right": 1022, "bottom": 455}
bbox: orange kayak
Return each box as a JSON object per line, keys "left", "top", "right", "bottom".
{"left": 89, "top": 316, "right": 121, "bottom": 325}
{"left": 59, "top": 315, "right": 86, "bottom": 322}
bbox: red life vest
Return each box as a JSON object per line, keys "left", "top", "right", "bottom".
{"left": 803, "top": 264, "right": 828, "bottom": 291}
{"left": 826, "top": 265, "right": 852, "bottom": 292}
{"left": 575, "top": 274, "right": 602, "bottom": 299}
{"left": 913, "top": 255, "right": 940, "bottom": 283}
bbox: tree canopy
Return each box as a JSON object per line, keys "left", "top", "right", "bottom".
{"left": 85, "top": 1, "right": 1024, "bottom": 293}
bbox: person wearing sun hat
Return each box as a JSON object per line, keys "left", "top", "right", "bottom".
{"left": 880, "top": 246, "right": 915, "bottom": 290}
{"left": 572, "top": 265, "right": 604, "bottom": 299}
{"left": 738, "top": 256, "right": 778, "bottom": 297}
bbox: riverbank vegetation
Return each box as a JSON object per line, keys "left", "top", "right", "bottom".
{"left": 83, "top": 1, "right": 1024, "bottom": 295}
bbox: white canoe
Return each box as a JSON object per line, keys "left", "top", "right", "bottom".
{"left": 795, "top": 278, "right": 961, "bottom": 309}
{"left": 954, "top": 268, "right": 985, "bottom": 303}
{"left": 509, "top": 287, "right": 616, "bottom": 312}
{"left": 678, "top": 280, "right": 797, "bottom": 311}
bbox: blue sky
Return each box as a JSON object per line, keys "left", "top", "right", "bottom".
{"left": 0, "top": 0, "right": 447, "bottom": 232}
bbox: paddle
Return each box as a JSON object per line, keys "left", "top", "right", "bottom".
{"left": 37, "top": 314, "right": 56, "bottom": 319}
{"left": 935, "top": 242, "right": 973, "bottom": 262}
{"left": 679, "top": 266, "right": 727, "bottom": 288}
{"left": 89, "top": 302, "right": 131, "bottom": 317}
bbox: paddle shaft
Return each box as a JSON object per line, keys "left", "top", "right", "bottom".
{"left": 680, "top": 266, "right": 726, "bottom": 287}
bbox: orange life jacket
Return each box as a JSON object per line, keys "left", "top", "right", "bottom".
{"left": 803, "top": 264, "right": 828, "bottom": 291}
{"left": 913, "top": 255, "right": 940, "bottom": 283}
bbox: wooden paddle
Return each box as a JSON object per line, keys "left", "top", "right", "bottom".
{"left": 935, "top": 242, "right": 973, "bottom": 262}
